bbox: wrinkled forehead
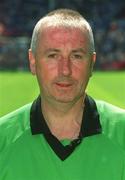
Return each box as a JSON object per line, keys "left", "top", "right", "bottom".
{"left": 40, "top": 26, "right": 90, "bottom": 41}
{"left": 40, "top": 26, "right": 89, "bottom": 48}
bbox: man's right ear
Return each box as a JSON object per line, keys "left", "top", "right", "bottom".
{"left": 28, "top": 49, "right": 36, "bottom": 75}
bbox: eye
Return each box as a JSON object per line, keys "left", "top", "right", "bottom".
{"left": 70, "top": 54, "right": 83, "bottom": 60}
{"left": 47, "top": 53, "right": 58, "bottom": 59}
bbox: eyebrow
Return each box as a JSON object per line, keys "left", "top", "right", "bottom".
{"left": 45, "top": 48, "right": 87, "bottom": 54}
{"left": 45, "top": 49, "right": 60, "bottom": 53}
{"left": 72, "top": 48, "right": 87, "bottom": 54}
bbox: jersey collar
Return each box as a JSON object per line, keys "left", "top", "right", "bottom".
{"left": 30, "top": 95, "right": 102, "bottom": 160}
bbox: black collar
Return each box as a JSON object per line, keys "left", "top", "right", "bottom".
{"left": 30, "top": 95, "right": 102, "bottom": 160}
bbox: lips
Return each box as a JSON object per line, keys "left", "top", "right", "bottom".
{"left": 55, "top": 82, "right": 72, "bottom": 87}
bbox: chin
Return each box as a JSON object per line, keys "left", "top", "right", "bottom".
{"left": 56, "top": 99, "right": 74, "bottom": 103}
{"left": 52, "top": 94, "right": 81, "bottom": 103}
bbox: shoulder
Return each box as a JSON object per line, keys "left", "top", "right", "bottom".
{"left": 96, "top": 100, "right": 125, "bottom": 115}
{"left": 95, "top": 100, "right": 125, "bottom": 150}
{"left": 0, "top": 103, "right": 32, "bottom": 153}
{"left": 0, "top": 103, "right": 32, "bottom": 126}
{"left": 95, "top": 100, "right": 125, "bottom": 126}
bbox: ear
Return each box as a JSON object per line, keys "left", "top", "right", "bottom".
{"left": 92, "top": 52, "right": 96, "bottom": 64}
{"left": 28, "top": 49, "right": 36, "bottom": 75}
{"left": 90, "top": 52, "right": 96, "bottom": 77}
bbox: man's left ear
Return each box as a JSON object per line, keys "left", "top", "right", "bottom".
{"left": 28, "top": 49, "right": 36, "bottom": 75}
{"left": 90, "top": 52, "right": 96, "bottom": 77}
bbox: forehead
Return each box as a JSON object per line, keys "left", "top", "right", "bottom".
{"left": 39, "top": 26, "right": 89, "bottom": 48}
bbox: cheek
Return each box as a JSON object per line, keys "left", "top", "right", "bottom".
{"left": 36, "top": 61, "right": 58, "bottom": 83}
{"left": 72, "top": 62, "right": 91, "bottom": 81}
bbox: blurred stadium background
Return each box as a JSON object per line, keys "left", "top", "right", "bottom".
{"left": 0, "top": 0, "right": 125, "bottom": 116}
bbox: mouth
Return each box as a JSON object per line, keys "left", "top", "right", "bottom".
{"left": 55, "top": 82, "right": 73, "bottom": 88}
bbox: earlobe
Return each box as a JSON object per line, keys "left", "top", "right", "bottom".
{"left": 28, "top": 49, "right": 36, "bottom": 75}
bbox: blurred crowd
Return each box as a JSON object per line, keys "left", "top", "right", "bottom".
{"left": 0, "top": 0, "right": 125, "bottom": 70}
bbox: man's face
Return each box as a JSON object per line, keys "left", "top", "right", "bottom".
{"left": 29, "top": 27, "right": 95, "bottom": 103}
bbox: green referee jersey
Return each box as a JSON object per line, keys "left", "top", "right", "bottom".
{"left": 0, "top": 95, "right": 125, "bottom": 180}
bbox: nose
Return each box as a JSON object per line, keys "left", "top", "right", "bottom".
{"left": 59, "top": 57, "right": 72, "bottom": 76}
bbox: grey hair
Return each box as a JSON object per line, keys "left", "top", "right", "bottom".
{"left": 30, "top": 9, "right": 95, "bottom": 56}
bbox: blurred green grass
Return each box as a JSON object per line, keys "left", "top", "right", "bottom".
{"left": 0, "top": 71, "right": 125, "bottom": 117}
{"left": 87, "top": 71, "right": 125, "bottom": 108}
{"left": 0, "top": 71, "right": 39, "bottom": 117}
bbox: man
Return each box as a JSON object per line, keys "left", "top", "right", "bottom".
{"left": 0, "top": 9, "right": 125, "bottom": 180}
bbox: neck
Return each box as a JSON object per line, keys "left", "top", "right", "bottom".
{"left": 41, "top": 95, "right": 85, "bottom": 140}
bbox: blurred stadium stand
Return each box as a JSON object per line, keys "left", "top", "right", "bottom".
{"left": 0, "top": 0, "right": 125, "bottom": 70}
